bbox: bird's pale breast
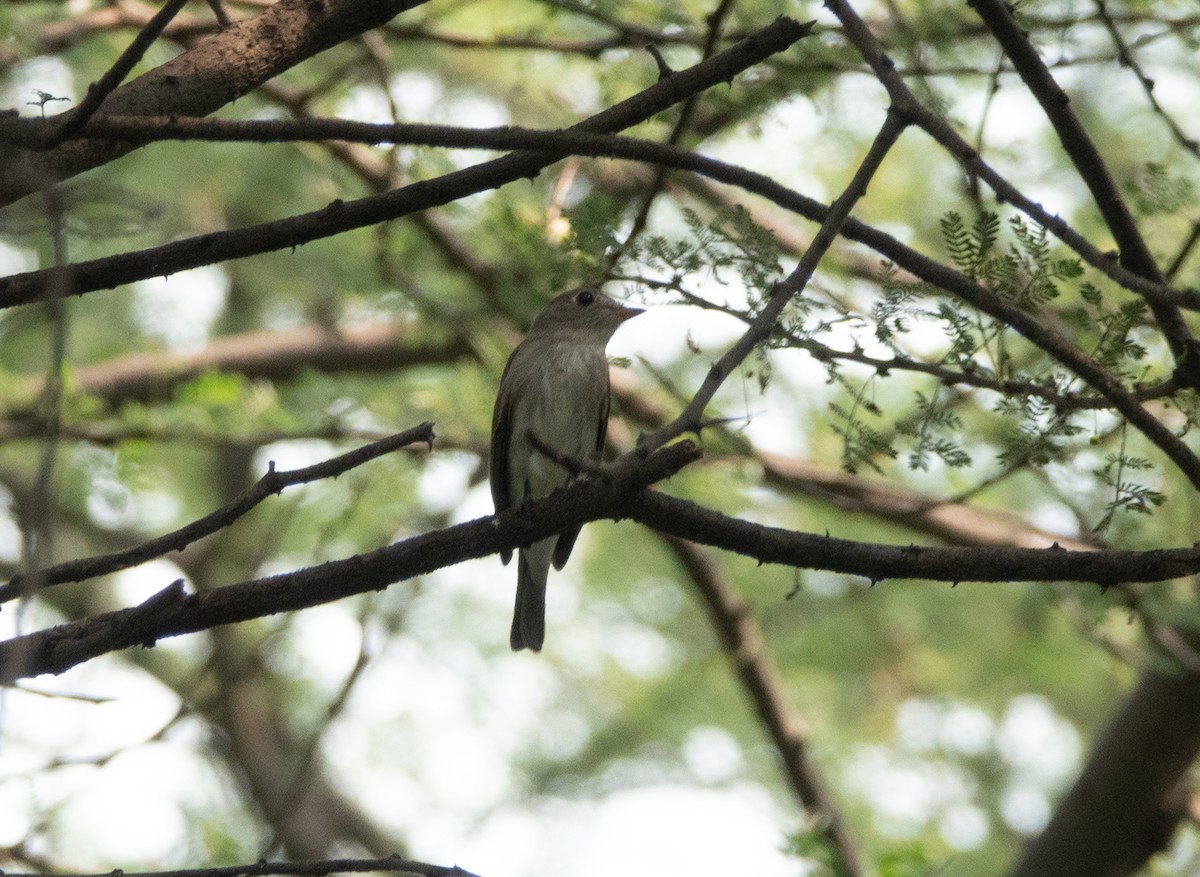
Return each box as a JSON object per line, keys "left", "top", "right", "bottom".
{"left": 510, "top": 339, "right": 607, "bottom": 500}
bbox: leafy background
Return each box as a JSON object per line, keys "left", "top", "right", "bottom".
{"left": 2, "top": 0, "right": 1200, "bottom": 875}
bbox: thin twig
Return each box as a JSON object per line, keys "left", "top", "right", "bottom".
{"left": 632, "top": 107, "right": 908, "bottom": 454}
{"left": 42, "top": 0, "right": 191, "bottom": 148}
{"left": 0, "top": 423, "right": 436, "bottom": 602}
{"left": 0, "top": 854, "right": 481, "bottom": 877}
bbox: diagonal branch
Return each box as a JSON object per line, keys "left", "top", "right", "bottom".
{"left": 0, "top": 17, "right": 814, "bottom": 307}
{"left": 0, "top": 440, "right": 702, "bottom": 683}
{"left": 41, "top": 0, "right": 192, "bottom": 148}
{"left": 0, "top": 0, "right": 434, "bottom": 204}
{"left": 964, "top": 0, "right": 1197, "bottom": 383}
{"left": 0, "top": 423, "right": 436, "bottom": 603}
{"left": 632, "top": 106, "right": 909, "bottom": 455}
{"left": 663, "top": 534, "right": 864, "bottom": 875}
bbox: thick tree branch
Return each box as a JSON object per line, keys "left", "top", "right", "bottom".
{"left": 0, "top": 17, "right": 813, "bottom": 306}
{"left": 0, "top": 440, "right": 701, "bottom": 683}
{"left": 1011, "top": 662, "right": 1200, "bottom": 877}
{"left": 14, "top": 429, "right": 1195, "bottom": 682}
{"left": 8, "top": 122, "right": 1199, "bottom": 496}
{"left": 0, "top": 0, "right": 433, "bottom": 205}
{"left": 9, "top": 116, "right": 1188, "bottom": 487}
{"left": 628, "top": 490, "right": 1200, "bottom": 586}
{"left": 39, "top": 322, "right": 473, "bottom": 405}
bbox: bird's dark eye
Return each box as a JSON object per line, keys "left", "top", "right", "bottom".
{"left": 576, "top": 290, "right": 595, "bottom": 306}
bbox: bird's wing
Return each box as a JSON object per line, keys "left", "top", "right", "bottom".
{"left": 491, "top": 349, "right": 520, "bottom": 566}
{"left": 552, "top": 367, "right": 610, "bottom": 571}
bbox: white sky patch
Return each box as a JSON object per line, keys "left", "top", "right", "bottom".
{"left": 52, "top": 745, "right": 191, "bottom": 866}
{"left": 335, "top": 83, "right": 395, "bottom": 125}
{"left": 387, "top": 70, "right": 445, "bottom": 120}
{"left": 0, "top": 483, "right": 19, "bottom": 564}
{"left": 996, "top": 694, "right": 1081, "bottom": 787}
{"left": 3, "top": 57, "right": 76, "bottom": 113}
{"left": 1000, "top": 783, "right": 1052, "bottom": 835}
{"left": 845, "top": 745, "right": 978, "bottom": 838}
{"left": 940, "top": 804, "right": 989, "bottom": 850}
{"left": 132, "top": 266, "right": 229, "bottom": 352}
{"left": 253, "top": 438, "right": 335, "bottom": 474}
{"left": 978, "top": 87, "right": 1053, "bottom": 152}
{"left": 129, "top": 489, "right": 185, "bottom": 534}
{"left": 897, "top": 697, "right": 996, "bottom": 757}
{"left": 613, "top": 300, "right": 742, "bottom": 370}
{"left": 1144, "top": 67, "right": 1200, "bottom": 131}
{"left": 264, "top": 603, "right": 365, "bottom": 690}
{"left": 553, "top": 67, "right": 601, "bottom": 115}
{"left": 683, "top": 726, "right": 743, "bottom": 784}
{"left": 1025, "top": 501, "right": 1084, "bottom": 539}
{"left": 417, "top": 451, "right": 475, "bottom": 515}
{"left": 496, "top": 786, "right": 799, "bottom": 877}
{"left": 0, "top": 779, "right": 33, "bottom": 846}
{"left": 0, "top": 240, "right": 36, "bottom": 275}
{"left": 111, "top": 559, "right": 189, "bottom": 606}
{"left": 938, "top": 703, "right": 995, "bottom": 757}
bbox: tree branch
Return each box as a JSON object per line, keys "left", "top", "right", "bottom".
{"left": 0, "top": 16, "right": 814, "bottom": 305}
{"left": 8, "top": 116, "right": 1198, "bottom": 491}
{"left": 824, "top": 0, "right": 1195, "bottom": 326}
{"left": 0, "top": 0, "right": 433, "bottom": 204}
{"left": 1011, "top": 661, "right": 1200, "bottom": 877}
{"left": 964, "top": 0, "right": 1197, "bottom": 386}
{"left": 30, "top": 322, "right": 474, "bottom": 405}
{"left": 41, "top": 0, "right": 191, "bottom": 148}
{"left": 632, "top": 106, "right": 908, "bottom": 454}
{"left": 663, "top": 534, "right": 864, "bottom": 875}
{"left": 0, "top": 440, "right": 701, "bottom": 683}
{"left": 0, "top": 854, "right": 481, "bottom": 877}
{"left": 0, "top": 423, "right": 436, "bottom": 603}
{"left": 628, "top": 490, "right": 1200, "bottom": 586}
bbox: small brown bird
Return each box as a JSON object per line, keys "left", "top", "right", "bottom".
{"left": 490, "top": 287, "right": 644, "bottom": 651}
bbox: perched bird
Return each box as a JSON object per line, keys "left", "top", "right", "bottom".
{"left": 490, "top": 287, "right": 644, "bottom": 651}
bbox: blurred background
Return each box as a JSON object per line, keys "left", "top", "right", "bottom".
{"left": 2, "top": 0, "right": 1200, "bottom": 874}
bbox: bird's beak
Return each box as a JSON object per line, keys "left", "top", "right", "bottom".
{"left": 618, "top": 305, "right": 645, "bottom": 322}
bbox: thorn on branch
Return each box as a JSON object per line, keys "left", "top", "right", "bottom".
{"left": 645, "top": 44, "right": 675, "bottom": 81}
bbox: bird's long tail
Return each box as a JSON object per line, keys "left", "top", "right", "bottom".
{"left": 511, "top": 538, "right": 553, "bottom": 651}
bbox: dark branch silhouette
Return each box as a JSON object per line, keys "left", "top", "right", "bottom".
{"left": 0, "top": 423, "right": 436, "bottom": 603}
